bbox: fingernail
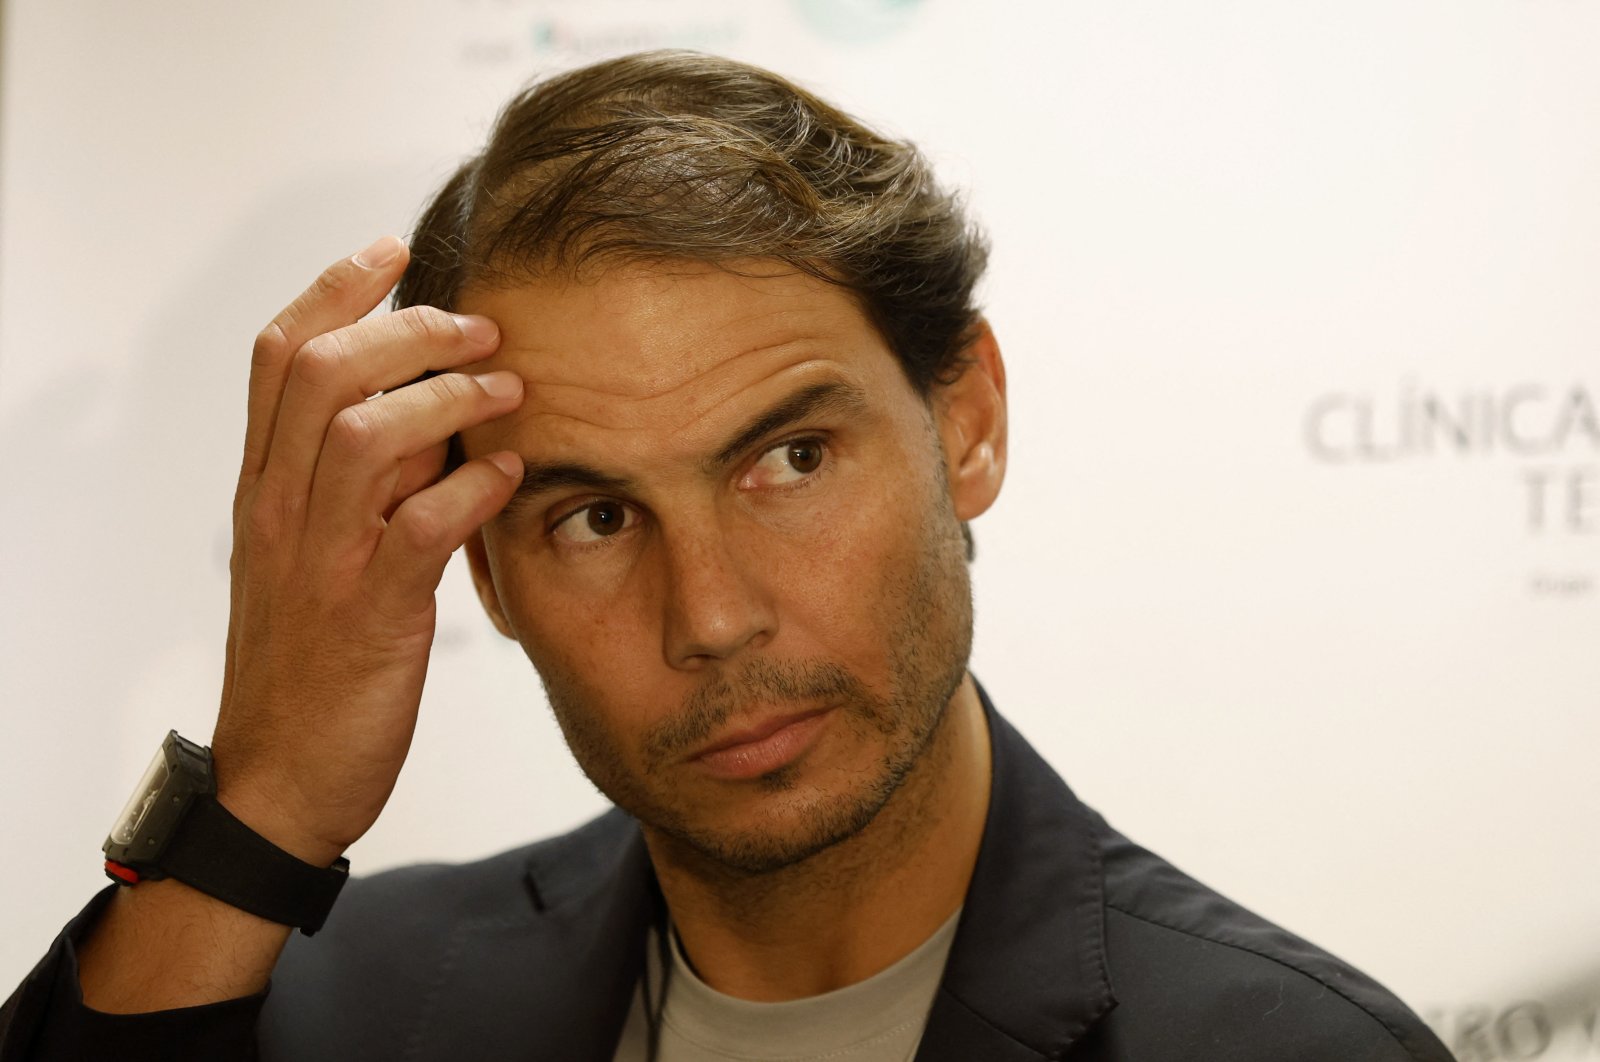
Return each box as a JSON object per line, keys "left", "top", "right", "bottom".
{"left": 476, "top": 371, "right": 522, "bottom": 399}
{"left": 452, "top": 314, "right": 498, "bottom": 345}
{"left": 488, "top": 452, "right": 524, "bottom": 479}
{"left": 353, "top": 235, "right": 403, "bottom": 269}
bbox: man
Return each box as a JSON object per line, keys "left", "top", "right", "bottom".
{"left": 1, "top": 52, "right": 1452, "bottom": 1061}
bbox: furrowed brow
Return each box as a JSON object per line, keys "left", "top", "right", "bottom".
{"left": 708, "top": 381, "right": 870, "bottom": 471}
{"left": 495, "top": 381, "right": 868, "bottom": 522}
{"left": 501, "top": 462, "right": 635, "bottom": 521}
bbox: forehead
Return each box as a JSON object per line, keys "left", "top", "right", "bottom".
{"left": 456, "top": 260, "right": 913, "bottom": 443}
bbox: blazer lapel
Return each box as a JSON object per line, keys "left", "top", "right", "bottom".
{"left": 396, "top": 810, "right": 655, "bottom": 1062}
{"left": 915, "top": 690, "right": 1117, "bottom": 1061}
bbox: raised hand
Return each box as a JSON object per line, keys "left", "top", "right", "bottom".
{"left": 76, "top": 238, "right": 525, "bottom": 1012}
{"left": 214, "top": 235, "right": 525, "bottom": 866}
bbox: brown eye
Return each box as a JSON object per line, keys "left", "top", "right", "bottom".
{"left": 587, "top": 502, "right": 625, "bottom": 536}
{"left": 788, "top": 442, "right": 822, "bottom": 474}
{"left": 744, "top": 437, "right": 828, "bottom": 489}
{"left": 553, "top": 500, "right": 635, "bottom": 545}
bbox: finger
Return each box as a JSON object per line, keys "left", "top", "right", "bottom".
{"left": 242, "top": 236, "right": 409, "bottom": 488}
{"left": 259, "top": 306, "right": 500, "bottom": 516}
{"left": 384, "top": 442, "right": 451, "bottom": 522}
{"left": 304, "top": 370, "right": 524, "bottom": 558}
{"left": 363, "top": 453, "right": 525, "bottom": 617}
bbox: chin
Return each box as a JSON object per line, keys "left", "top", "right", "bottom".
{"left": 647, "top": 726, "right": 936, "bottom": 877}
{"left": 659, "top": 785, "right": 894, "bottom": 876}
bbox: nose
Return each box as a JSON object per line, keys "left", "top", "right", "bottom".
{"left": 660, "top": 523, "right": 777, "bottom": 669}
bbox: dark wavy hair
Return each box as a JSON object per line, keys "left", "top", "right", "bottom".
{"left": 394, "top": 50, "right": 989, "bottom": 396}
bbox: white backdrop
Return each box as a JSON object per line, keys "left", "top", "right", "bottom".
{"left": 2, "top": 2, "right": 1596, "bottom": 1057}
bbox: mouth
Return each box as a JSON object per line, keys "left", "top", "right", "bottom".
{"left": 689, "top": 707, "right": 835, "bottom": 781}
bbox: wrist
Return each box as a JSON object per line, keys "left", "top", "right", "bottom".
{"left": 104, "top": 731, "right": 351, "bottom": 936}
{"left": 213, "top": 785, "right": 350, "bottom": 869}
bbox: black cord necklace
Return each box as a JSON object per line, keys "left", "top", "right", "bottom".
{"left": 641, "top": 910, "right": 675, "bottom": 1062}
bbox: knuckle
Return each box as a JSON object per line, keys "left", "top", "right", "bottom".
{"left": 291, "top": 334, "right": 349, "bottom": 387}
{"left": 242, "top": 502, "right": 279, "bottom": 545}
{"left": 428, "top": 371, "right": 476, "bottom": 405}
{"left": 252, "top": 322, "right": 290, "bottom": 368}
{"left": 277, "top": 284, "right": 326, "bottom": 337}
{"left": 394, "top": 501, "right": 451, "bottom": 553}
{"left": 239, "top": 440, "right": 269, "bottom": 481}
{"left": 393, "top": 305, "right": 455, "bottom": 343}
{"left": 231, "top": 480, "right": 252, "bottom": 522}
{"left": 241, "top": 488, "right": 300, "bottom": 546}
{"left": 309, "top": 259, "right": 358, "bottom": 303}
{"left": 327, "top": 404, "right": 379, "bottom": 455}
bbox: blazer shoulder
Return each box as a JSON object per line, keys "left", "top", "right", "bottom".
{"left": 1095, "top": 826, "right": 1453, "bottom": 1062}
{"left": 261, "top": 807, "right": 644, "bottom": 1061}
{"left": 298, "top": 804, "right": 638, "bottom": 951}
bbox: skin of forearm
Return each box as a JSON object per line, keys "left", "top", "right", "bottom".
{"left": 74, "top": 879, "right": 291, "bottom": 1013}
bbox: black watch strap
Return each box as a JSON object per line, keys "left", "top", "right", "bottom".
{"left": 161, "top": 796, "right": 350, "bottom": 936}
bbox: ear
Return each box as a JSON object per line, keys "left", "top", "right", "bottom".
{"left": 463, "top": 530, "right": 517, "bottom": 640}
{"left": 932, "top": 320, "right": 1008, "bottom": 521}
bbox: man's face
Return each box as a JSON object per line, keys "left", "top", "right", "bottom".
{"left": 457, "top": 261, "right": 998, "bottom": 874}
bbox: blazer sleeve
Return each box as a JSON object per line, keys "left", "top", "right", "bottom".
{"left": 0, "top": 886, "right": 266, "bottom": 1062}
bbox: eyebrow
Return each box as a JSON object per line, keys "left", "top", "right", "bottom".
{"left": 500, "top": 462, "right": 635, "bottom": 522}
{"left": 706, "top": 380, "right": 869, "bottom": 471}
{"left": 501, "top": 379, "right": 870, "bottom": 519}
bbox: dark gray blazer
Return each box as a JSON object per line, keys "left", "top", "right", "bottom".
{"left": 3, "top": 690, "right": 1455, "bottom": 1060}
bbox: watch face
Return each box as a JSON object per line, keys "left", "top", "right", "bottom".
{"left": 109, "top": 746, "right": 171, "bottom": 848}
{"left": 104, "top": 732, "right": 214, "bottom": 871}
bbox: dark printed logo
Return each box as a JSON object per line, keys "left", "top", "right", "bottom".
{"left": 1304, "top": 380, "right": 1597, "bottom": 599}
{"left": 1305, "top": 381, "right": 1599, "bottom": 537}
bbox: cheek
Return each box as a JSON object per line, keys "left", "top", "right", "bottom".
{"left": 483, "top": 534, "right": 663, "bottom": 723}
{"left": 509, "top": 606, "right": 669, "bottom": 788}
{"left": 760, "top": 455, "right": 936, "bottom": 648}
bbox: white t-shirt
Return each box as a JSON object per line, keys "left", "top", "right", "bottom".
{"left": 612, "top": 910, "right": 961, "bottom": 1062}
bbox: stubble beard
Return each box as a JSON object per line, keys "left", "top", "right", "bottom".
{"left": 538, "top": 484, "right": 974, "bottom": 879}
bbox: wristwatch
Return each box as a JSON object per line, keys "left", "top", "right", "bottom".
{"left": 102, "top": 730, "right": 350, "bottom": 935}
